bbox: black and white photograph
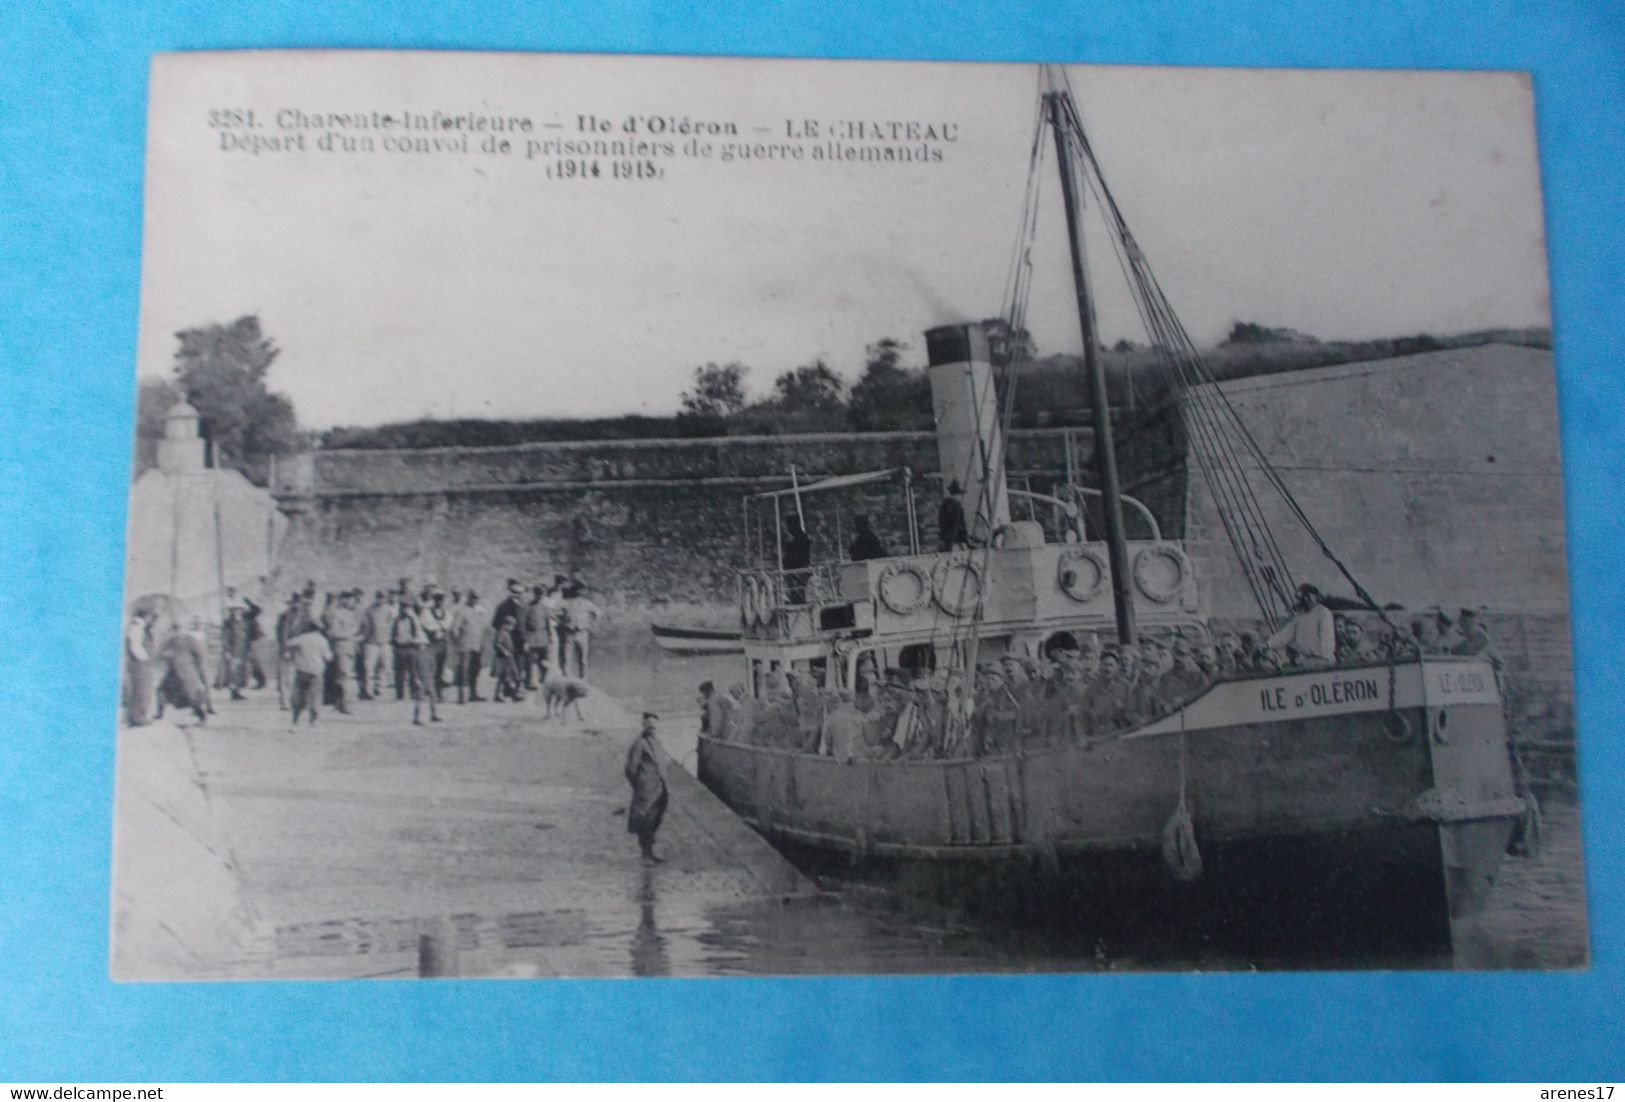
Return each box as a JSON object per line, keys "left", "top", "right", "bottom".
{"left": 113, "top": 51, "right": 1585, "bottom": 980}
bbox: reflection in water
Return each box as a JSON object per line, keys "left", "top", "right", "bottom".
{"left": 629, "top": 868, "right": 671, "bottom": 977}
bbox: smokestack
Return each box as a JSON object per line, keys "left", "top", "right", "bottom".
{"left": 924, "top": 323, "right": 1010, "bottom": 541}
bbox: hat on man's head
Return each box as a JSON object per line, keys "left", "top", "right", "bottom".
{"left": 1297, "top": 582, "right": 1322, "bottom": 598}
{"left": 1459, "top": 607, "right": 1478, "bottom": 619}
{"left": 465, "top": 590, "right": 478, "bottom": 601}
{"left": 948, "top": 480, "right": 964, "bottom": 494}
{"left": 506, "top": 578, "right": 521, "bottom": 589}
{"left": 698, "top": 680, "right": 715, "bottom": 694}
{"left": 641, "top": 711, "right": 659, "bottom": 722}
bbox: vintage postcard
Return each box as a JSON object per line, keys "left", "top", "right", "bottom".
{"left": 113, "top": 51, "right": 1584, "bottom": 979}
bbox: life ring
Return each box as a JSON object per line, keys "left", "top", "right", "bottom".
{"left": 931, "top": 554, "right": 983, "bottom": 616}
{"left": 751, "top": 574, "right": 774, "bottom": 627}
{"left": 877, "top": 561, "right": 931, "bottom": 616}
{"left": 1383, "top": 711, "right": 1413, "bottom": 745}
{"left": 1057, "top": 546, "right": 1109, "bottom": 603}
{"left": 1132, "top": 544, "right": 1187, "bottom": 604}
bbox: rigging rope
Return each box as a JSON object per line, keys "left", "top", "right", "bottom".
{"left": 1050, "top": 73, "right": 1390, "bottom": 626}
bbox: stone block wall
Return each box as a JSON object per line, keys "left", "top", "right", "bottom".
{"left": 271, "top": 428, "right": 1089, "bottom": 612}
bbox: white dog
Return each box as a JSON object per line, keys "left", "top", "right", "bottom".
{"left": 542, "top": 674, "right": 589, "bottom": 720}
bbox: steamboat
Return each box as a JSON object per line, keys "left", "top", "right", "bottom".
{"left": 696, "top": 71, "right": 1528, "bottom": 955}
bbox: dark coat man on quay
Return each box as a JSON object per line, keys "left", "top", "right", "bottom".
{"left": 624, "top": 712, "right": 670, "bottom": 866}
{"left": 157, "top": 625, "right": 212, "bottom": 724}
{"left": 938, "top": 479, "right": 970, "bottom": 551}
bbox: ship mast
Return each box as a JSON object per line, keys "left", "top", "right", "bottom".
{"left": 1045, "top": 87, "right": 1137, "bottom": 646}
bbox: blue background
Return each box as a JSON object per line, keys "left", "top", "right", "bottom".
{"left": 1, "top": 0, "right": 1620, "bottom": 1082}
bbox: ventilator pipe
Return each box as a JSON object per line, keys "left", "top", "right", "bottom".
{"left": 1064, "top": 484, "right": 1162, "bottom": 542}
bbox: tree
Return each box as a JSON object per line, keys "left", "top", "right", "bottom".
{"left": 133, "top": 376, "right": 183, "bottom": 476}
{"left": 679, "top": 361, "right": 750, "bottom": 417}
{"left": 169, "top": 315, "right": 302, "bottom": 485}
{"left": 772, "top": 359, "right": 845, "bottom": 412}
{"left": 1222, "top": 321, "right": 1319, "bottom": 346}
{"left": 848, "top": 338, "right": 930, "bottom": 430}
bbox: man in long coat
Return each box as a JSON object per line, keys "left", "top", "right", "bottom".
{"left": 157, "top": 622, "right": 212, "bottom": 724}
{"left": 624, "top": 712, "right": 669, "bottom": 865}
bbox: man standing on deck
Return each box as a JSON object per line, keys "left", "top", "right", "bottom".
{"left": 1450, "top": 608, "right": 1494, "bottom": 656}
{"left": 1268, "top": 583, "right": 1337, "bottom": 669}
{"left": 1080, "top": 648, "right": 1131, "bottom": 737}
{"left": 454, "top": 590, "right": 486, "bottom": 702}
{"left": 847, "top": 514, "right": 888, "bottom": 562}
{"left": 937, "top": 480, "right": 970, "bottom": 551}
{"left": 1156, "top": 643, "right": 1209, "bottom": 709}
{"left": 781, "top": 516, "right": 813, "bottom": 605}
{"left": 624, "top": 712, "right": 669, "bottom": 866}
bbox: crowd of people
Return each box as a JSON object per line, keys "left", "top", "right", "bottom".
{"left": 697, "top": 583, "right": 1498, "bottom": 763}
{"left": 123, "top": 575, "right": 605, "bottom": 729}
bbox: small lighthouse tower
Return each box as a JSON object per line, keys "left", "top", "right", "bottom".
{"left": 156, "top": 399, "right": 207, "bottom": 473}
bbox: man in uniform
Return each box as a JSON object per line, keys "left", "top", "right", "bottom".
{"left": 1431, "top": 609, "right": 1462, "bottom": 654}
{"left": 937, "top": 480, "right": 970, "bottom": 551}
{"left": 1451, "top": 608, "right": 1494, "bottom": 656}
{"left": 453, "top": 589, "right": 486, "bottom": 702}
{"left": 284, "top": 619, "right": 333, "bottom": 728}
{"left": 493, "top": 579, "right": 528, "bottom": 688}
{"left": 847, "top": 514, "right": 888, "bottom": 562}
{"left": 1336, "top": 616, "right": 1380, "bottom": 664}
{"left": 421, "top": 589, "right": 451, "bottom": 700}
{"left": 1080, "top": 648, "right": 1132, "bottom": 737}
{"left": 1156, "top": 643, "right": 1209, "bottom": 709}
{"left": 1194, "top": 641, "right": 1221, "bottom": 680}
{"left": 781, "top": 517, "right": 813, "bottom": 605}
{"left": 361, "top": 590, "right": 395, "bottom": 701}
{"left": 561, "top": 583, "right": 603, "bottom": 679}
{"left": 324, "top": 589, "right": 363, "bottom": 714}
{"left": 624, "top": 712, "right": 669, "bottom": 865}
{"left": 725, "top": 681, "right": 755, "bottom": 744}
{"left": 1117, "top": 648, "right": 1153, "bottom": 727}
{"left": 394, "top": 595, "right": 442, "bottom": 725}
{"left": 217, "top": 602, "right": 247, "bottom": 701}
{"left": 524, "top": 584, "right": 551, "bottom": 690}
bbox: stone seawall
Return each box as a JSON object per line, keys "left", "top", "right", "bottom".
{"left": 270, "top": 428, "right": 1097, "bottom": 609}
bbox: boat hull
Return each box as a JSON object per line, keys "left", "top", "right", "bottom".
{"left": 697, "top": 658, "right": 1521, "bottom": 956}
{"left": 651, "top": 624, "right": 744, "bottom": 656}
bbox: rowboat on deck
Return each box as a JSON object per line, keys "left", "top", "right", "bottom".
{"left": 651, "top": 623, "right": 745, "bottom": 656}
